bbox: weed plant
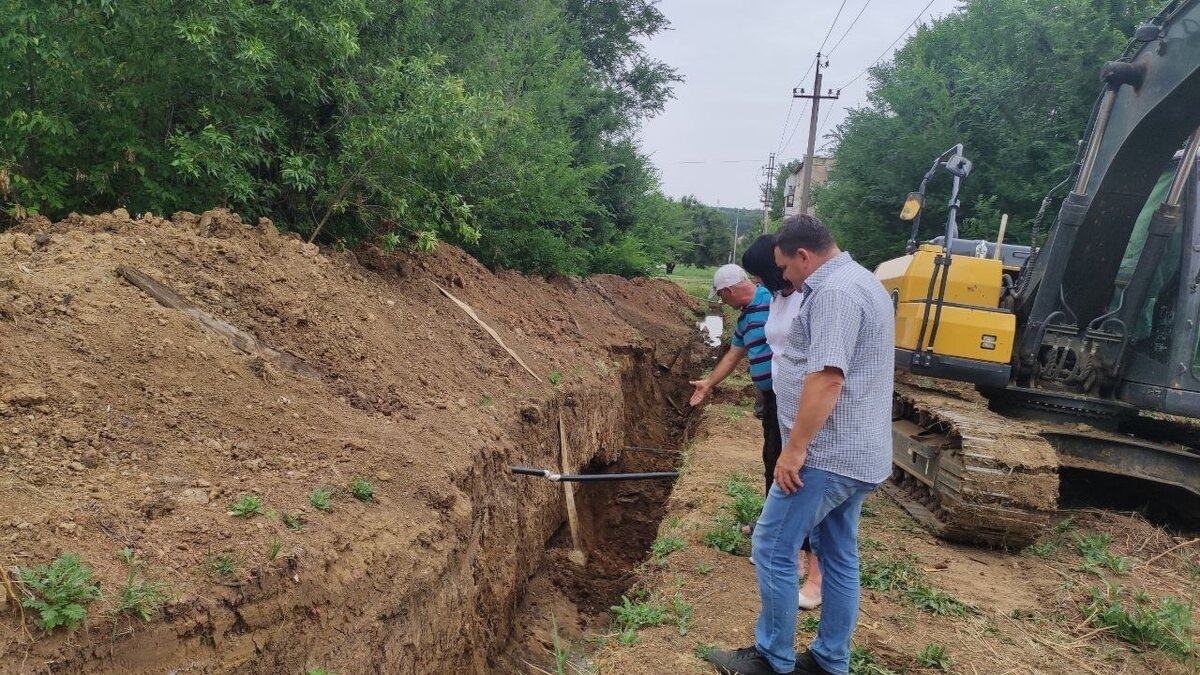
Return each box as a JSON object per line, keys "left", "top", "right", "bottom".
{"left": 18, "top": 552, "right": 101, "bottom": 632}
{"left": 349, "top": 478, "right": 377, "bottom": 503}
{"left": 310, "top": 488, "right": 334, "bottom": 512}
{"left": 112, "top": 547, "right": 163, "bottom": 622}
{"left": 229, "top": 494, "right": 264, "bottom": 518}
{"left": 916, "top": 643, "right": 952, "bottom": 670}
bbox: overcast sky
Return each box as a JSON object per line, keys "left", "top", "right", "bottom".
{"left": 638, "top": 0, "right": 962, "bottom": 209}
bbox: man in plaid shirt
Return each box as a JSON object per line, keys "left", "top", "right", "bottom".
{"left": 709, "top": 215, "right": 894, "bottom": 675}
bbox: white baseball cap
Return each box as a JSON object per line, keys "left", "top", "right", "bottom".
{"left": 709, "top": 264, "right": 749, "bottom": 299}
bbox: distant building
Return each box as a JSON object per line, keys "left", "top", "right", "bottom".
{"left": 783, "top": 157, "right": 833, "bottom": 217}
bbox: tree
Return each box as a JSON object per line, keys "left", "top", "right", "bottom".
{"left": 815, "top": 0, "right": 1159, "bottom": 270}
{"left": 0, "top": 0, "right": 683, "bottom": 278}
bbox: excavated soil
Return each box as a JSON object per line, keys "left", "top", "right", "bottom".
{"left": 0, "top": 209, "right": 705, "bottom": 673}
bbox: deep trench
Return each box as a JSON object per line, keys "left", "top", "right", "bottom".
{"left": 493, "top": 344, "right": 703, "bottom": 672}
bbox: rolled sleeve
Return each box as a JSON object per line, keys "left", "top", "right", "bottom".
{"left": 803, "top": 288, "right": 863, "bottom": 376}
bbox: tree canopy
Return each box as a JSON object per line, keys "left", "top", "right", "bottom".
{"left": 815, "top": 0, "right": 1159, "bottom": 270}
{"left": 0, "top": 0, "right": 696, "bottom": 277}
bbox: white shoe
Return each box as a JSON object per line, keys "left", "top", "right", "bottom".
{"left": 748, "top": 555, "right": 755, "bottom": 565}
{"left": 798, "top": 589, "right": 822, "bottom": 610}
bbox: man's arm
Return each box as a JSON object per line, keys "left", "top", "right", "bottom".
{"left": 772, "top": 367, "right": 843, "bottom": 493}
{"left": 689, "top": 345, "right": 747, "bottom": 405}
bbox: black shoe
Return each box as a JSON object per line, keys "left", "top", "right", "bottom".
{"left": 794, "top": 650, "right": 835, "bottom": 675}
{"left": 708, "top": 646, "right": 794, "bottom": 675}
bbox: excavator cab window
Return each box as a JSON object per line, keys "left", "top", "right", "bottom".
{"left": 1114, "top": 164, "right": 1180, "bottom": 362}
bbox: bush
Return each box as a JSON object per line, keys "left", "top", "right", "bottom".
{"left": 19, "top": 553, "right": 102, "bottom": 632}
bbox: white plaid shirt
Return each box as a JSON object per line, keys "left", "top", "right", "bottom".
{"left": 774, "top": 252, "right": 894, "bottom": 484}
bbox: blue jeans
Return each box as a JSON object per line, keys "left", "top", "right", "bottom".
{"left": 751, "top": 466, "right": 875, "bottom": 674}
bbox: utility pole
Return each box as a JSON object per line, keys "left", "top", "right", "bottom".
{"left": 761, "top": 153, "right": 776, "bottom": 234}
{"left": 731, "top": 211, "right": 741, "bottom": 263}
{"left": 793, "top": 54, "right": 840, "bottom": 216}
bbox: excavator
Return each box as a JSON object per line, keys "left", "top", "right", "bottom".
{"left": 875, "top": 0, "right": 1200, "bottom": 548}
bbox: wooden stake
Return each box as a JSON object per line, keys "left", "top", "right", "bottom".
{"left": 993, "top": 214, "right": 1009, "bottom": 259}
{"left": 433, "top": 283, "right": 541, "bottom": 382}
{"left": 117, "top": 266, "right": 323, "bottom": 380}
{"left": 559, "top": 416, "right": 586, "bottom": 566}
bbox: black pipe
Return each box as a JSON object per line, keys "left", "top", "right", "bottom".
{"left": 509, "top": 466, "right": 679, "bottom": 482}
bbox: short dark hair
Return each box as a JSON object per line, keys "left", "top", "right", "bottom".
{"left": 775, "top": 214, "right": 834, "bottom": 255}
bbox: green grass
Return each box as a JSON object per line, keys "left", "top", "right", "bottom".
{"left": 282, "top": 511, "right": 306, "bottom": 531}
{"left": 704, "top": 516, "right": 749, "bottom": 556}
{"left": 551, "top": 613, "right": 570, "bottom": 675}
{"left": 349, "top": 477, "right": 377, "bottom": 503}
{"left": 1086, "top": 586, "right": 1197, "bottom": 657}
{"left": 651, "top": 535, "right": 686, "bottom": 563}
{"left": 695, "top": 562, "right": 714, "bottom": 575}
{"left": 849, "top": 646, "right": 898, "bottom": 675}
{"left": 905, "top": 586, "right": 977, "bottom": 617}
{"left": 309, "top": 487, "right": 334, "bottom": 512}
{"left": 724, "top": 472, "right": 765, "bottom": 527}
{"left": 860, "top": 554, "right": 974, "bottom": 617}
{"left": 610, "top": 594, "right": 667, "bottom": 632}
{"left": 18, "top": 552, "right": 101, "bottom": 632}
{"left": 860, "top": 554, "right": 923, "bottom": 592}
{"left": 916, "top": 643, "right": 952, "bottom": 670}
{"left": 1023, "top": 539, "right": 1061, "bottom": 558}
{"left": 268, "top": 538, "right": 283, "bottom": 561}
{"left": 859, "top": 537, "right": 885, "bottom": 551}
{"left": 548, "top": 369, "right": 562, "bottom": 385}
{"left": 666, "top": 265, "right": 719, "bottom": 301}
{"left": 725, "top": 371, "right": 754, "bottom": 389}
{"left": 669, "top": 592, "right": 694, "bottom": 636}
{"left": 799, "top": 615, "right": 821, "bottom": 632}
{"left": 229, "top": 494, "right": 265, "bottom": 518}
{"left": 1023, "top": 516, "right": 1076, "bottom": 558}
{"left": 112, "top": 547, "right": 164, "bottom": 623}
{"left": 1075, "top": 533, "right": 1131, "bottom": 576}
{"left": 206, "top": 552, "right": 236, "bottom": 578}
{"left": 693, "top": 641, "right": 716, "bottom": 660}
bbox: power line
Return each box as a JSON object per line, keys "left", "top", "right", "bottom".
{"left": 838, "top": 0, "right": 937, "bottom": 90}
{"left": 774, "top": 98, "right": 797, "bottom": 157}
{"left": 672, "top": 159, "right": 767, "bottom": 165}
{"left": 816, "top": 0, "right": 851, "bottom": 54}
{"left": 826, "top": 0, "right": 875, "bottom": 58}
{"left": 775, "top": 2, "right": 851, "bottom": 159}
{"left": 815, "top": 101, "right": 840, "bottom": 150}
{"left": 780, "top": 99, "right": 810, "bottom": 156}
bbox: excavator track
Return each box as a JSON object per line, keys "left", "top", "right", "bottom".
{"left": 889, "top": 379, "right": 1059, "bottom": 548}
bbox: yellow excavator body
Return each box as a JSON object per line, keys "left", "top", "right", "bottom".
{"left": 874, "top": 244, "right": 1014, "bottom": 365}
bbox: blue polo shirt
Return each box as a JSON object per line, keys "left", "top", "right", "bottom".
{"left": 732, "top": 284, "right": 773, "bottom": 391}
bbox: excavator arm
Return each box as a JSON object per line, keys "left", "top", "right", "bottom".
{"left": 1017, "top": 0, "right": 1200, "bottom": 378}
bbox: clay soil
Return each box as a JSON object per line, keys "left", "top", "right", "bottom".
{"left": 594, "top": 405, "right": 1200, "bottom": 675}
{"left": 0, "top": 209, "right": 705, "bottom": 673}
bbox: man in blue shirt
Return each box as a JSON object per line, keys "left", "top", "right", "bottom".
{"left": 690, "top": 263, "right": 777, "bottom": 476}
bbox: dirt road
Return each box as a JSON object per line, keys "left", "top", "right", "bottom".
{"left": 592, "top": 403, "right": 1199, "bottom": 675}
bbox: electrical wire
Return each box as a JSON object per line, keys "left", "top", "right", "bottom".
{"left": 826, "top": 0, "right": 875, "bottom": 58}
{"left": 780, "top": 99, "right": 811, "bottom": 156}
{"left": 838, "top": 0, "right": 937, "bottom": 90}
{"left": 816, "top": 0, "right": 851, "bottom": 55}
{"left": 672, "top": 159, "right": 766, "bottom": 165}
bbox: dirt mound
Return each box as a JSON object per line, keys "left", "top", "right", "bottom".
{"left": 0, "top": 209, "right": 705, "bottom": 673}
